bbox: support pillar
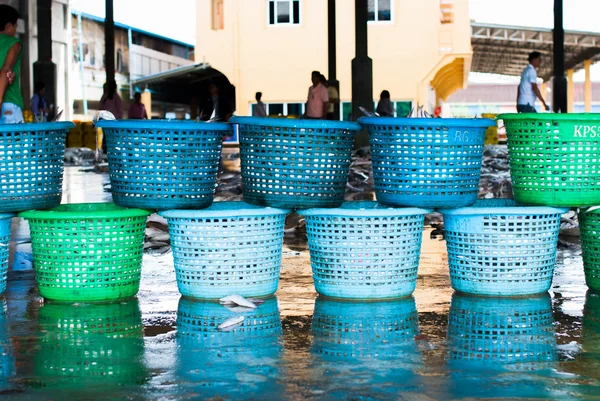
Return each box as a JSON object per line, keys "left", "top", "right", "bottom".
{"left": 141, "top": 90, "right": 152, "bottom": 118}
{"left": 553, "top": 0, "right": 567, "bottom": 113}
{"left": 567, "top": 68, "right": 574, "bottom": 113}
{"left": 105, "top": 0, "right": 115, "bottom": 84}
{"left": 33, "top": 0, "right": 56, "bottom": 117}
{"left": 351, "top": 0, "right": 373, "bottom": 148}
{"left": 190, "top": 96, "right": 198, "bottom": 120}
{"left": 328, "top": 0, "right": 340, "bottom": 120}
{"left": 584, "top": 59, "right": 592, "bottom": 112}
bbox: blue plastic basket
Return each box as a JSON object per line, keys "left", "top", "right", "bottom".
{"left": 96, "top": 120, "right": 230, "bottom": 210}
{"left": 0, "top": 300, "right": 14, "bottom": 392}
{"left": 299, "top": 201, "right": 430, "bottom": 299}
{"left": 448, "top": 293, "right": 556, "bottom": 367}
{"left": 445, "top": 294, "right": 556, "bottom": 399}
{"left": 359, "top": 117, "right": 493, "bottom": 208}
{"left": 230, "top": 117, "right": 361, "bottom": 209}
{"left": 0, "top": 215, "right": 12, "bottom": 295}
{"left": 441, "top": 199, "right": 566, "bottom": 296}
{"left": 311, "top": 296, "right": 420, "bottom": 361}
{"left": 160, "top": 202, "right": 289, "bottom": 299}
{"left": 310, "top": 297, "right": 422, "bottom": 398}
{"left": 176, "top": 297, "right": 283, "bottom": 400}
{"left": 0, "top": 122, "right": 72, "bottom": 212}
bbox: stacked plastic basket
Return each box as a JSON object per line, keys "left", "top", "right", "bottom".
{"left": 0, "top": 122, "right": 73, "bottom": 298}
{"left": 499, "top": 113, "right": 600, "bottom": 295}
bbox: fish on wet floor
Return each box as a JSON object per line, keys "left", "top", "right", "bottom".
{"left": 219, "top": 294, "right": 260, "bottom": 309}
{"left": 217, "top": 315, "right": 244, "bottom": 332}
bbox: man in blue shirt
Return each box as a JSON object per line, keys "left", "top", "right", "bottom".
{"left": 517, "top": 51, "right": 550, "bottom": 113}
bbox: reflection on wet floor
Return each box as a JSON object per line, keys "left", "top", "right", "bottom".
{"left": 2, "top": 167, "right": 600, "bottom": 400}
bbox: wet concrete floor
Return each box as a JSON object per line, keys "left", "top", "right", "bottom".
{"left": 0, "top": 167, "right": 599, "bottom": 400}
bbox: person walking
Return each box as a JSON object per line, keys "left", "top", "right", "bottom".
{"left": 0, "top": 5, "right": 23, "bottom": 124}
{"left": 517, "top": 51, "right": 549, "bottom": 113}
{"left": 304, "top": 71, "right": 329, "bottom": 119}
{"left": 254, "top": 92, "right": 267, "bottom": 117}
{"left": 100, "top": 80, "right": 124, "bottom": 119}
{"left": 31, "top": 81, "right": 48, "bottom": 121}
{"left": 376, "top": 90, "right": 394, "bottom": 117}
{"left": 128, "top": 92, "right": 148, "bottom": 119}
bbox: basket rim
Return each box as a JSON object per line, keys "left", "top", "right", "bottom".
{"left": 19, "top": 202, "right": 152, "bottom": 220}
{"left": 230, "top": 116, "right": 362, "bottom": 131}
{"left": 498, "top": 113, "right": 600, "bottom": 121}
{"left": 0, "top": 213, "right": 15, "bottom": 220}
{"left": 298, "top": 201, "right": 432, "bottom": 217}
{"left": 96, "top": 119, "right": 231, "bottom": 131}
{"left": 358, "top": 117, "right": 495, "bottom": 128}
{"left": 0, "top": 121, "right": 75, "bottom": 132}
{"left": 440, "top": 202, "right": 569, "bottom": 216}
{"left": 159, "top": 201, "right": 290, "bottom": 218}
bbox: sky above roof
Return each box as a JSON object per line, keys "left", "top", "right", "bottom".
{"left": 71, "top": 0, "right": 600, "bottom": 81}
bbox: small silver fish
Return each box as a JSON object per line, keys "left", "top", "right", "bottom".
{"left": 219, "top": 294, "right": 257, "bottom": 309}
{"left": 217, "top": 315, "right": 244, "bottom": 332}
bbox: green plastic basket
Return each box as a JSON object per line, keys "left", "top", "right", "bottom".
{"left": 500, "top": 113, "right": 600, "bottom": 207}
{"left": 579, "top": 208, "right": 600, "bottom": 291}
{"left": 34, "top": 299, "right": 146, "bottom": 388}
{"left": 20, "top": 203, "right": 151, "bottom": 302}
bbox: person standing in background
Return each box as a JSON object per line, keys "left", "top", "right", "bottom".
{"left": 31, "top": 81, "right": 48, "bottom": 121}
{"left": 517, "top": 51, "right": 549, "bottom": 113}
{"left": 376, "top": 90, "right": 394, "bottom": 117}
{"left": 254, "top": 92, "right": 267, "bottom": 117}
{"left": 200, "top": 82, "right": 234, "bottom": 122}
{"left": 304, "top": 71, "right": 328, "bottom": 119}
{"left": 0, "top": 5, "right": 23, "bottom": 124}
{"left": 128, "top": 92, "right": 148, "bottom": 119}
{"left": 322, "top": 75, "right": 339, "bottom": 120}
{"left": 100, "top": 80, "right": 124, "bottom": 119}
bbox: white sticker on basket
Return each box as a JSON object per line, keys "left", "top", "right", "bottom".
{"left": 574, "top": 125, "right": 600, "bottom": 138}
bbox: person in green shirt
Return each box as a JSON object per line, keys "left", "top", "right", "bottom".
{"left": 0, "top": 5, "right": 23, "bottom": 124}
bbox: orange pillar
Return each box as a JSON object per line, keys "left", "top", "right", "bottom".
{"left": 585, "top": 59, "right": 592, "bottom": 112}
{"left": 567, "top": 68, "right": 574, "bottom": 113}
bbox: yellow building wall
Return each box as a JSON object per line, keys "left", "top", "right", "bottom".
{"left": 196, "top": 0, "right": 472, "bottom": 115}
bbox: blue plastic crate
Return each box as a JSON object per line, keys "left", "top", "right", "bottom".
{"left": 230, "top": 117, "right": 361, "bottom": 209}
{"left": 160, "top": 202, "right": 289, "bottom": 299}
{"left": 299, "top": 201, "right": 430, "bottom": 299}
{"left": 0, "top": 122, "right": 72, "bottom": 212}
{"left": 359, "top": 117, "right": 493, "bottom": 208}
{"left": 176, "top": 297, "right": 283, "bottom": 400}
{"left": 96, "top": 120, "right": 230, "bottom": 210}
{"left": 448, "top": 293, "right": 556, "bottom": 367}
{"left": 0, "top": 214, "right": 13, "bottom": 295}
{"left": 441, "top": 199, "right": 567, "bottom": 296}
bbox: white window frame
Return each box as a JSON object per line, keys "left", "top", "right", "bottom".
{"left": 267, "top": 0, "right": 301, "bottom": 26}
{"left": 368, "top": 0, "right": 394, "bottom": 24}
{"left": 249, "top": 102, "right": 305, "bottom": 116}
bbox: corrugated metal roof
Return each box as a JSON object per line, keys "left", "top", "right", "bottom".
{"left": 471, "top": 22, "right": 600, "bottom": 79}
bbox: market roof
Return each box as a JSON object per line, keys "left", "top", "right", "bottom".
{"left": 132, "top": 63, "right": 233, "bottom": 104}
{"left": 471, "top": 22, "right": 600, "bottom": 79}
